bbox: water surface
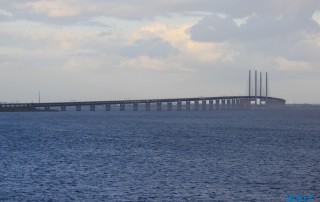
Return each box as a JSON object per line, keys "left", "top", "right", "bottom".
{"left": 0, "top": 109, "right": 319, "bottom": 201}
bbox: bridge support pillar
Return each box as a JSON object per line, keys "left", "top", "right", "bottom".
{"left": 145, "top": 103, "right": 150, "bottom": 111}
{"left": 209, "top": 100, "right": 213, "bottom": 110}
{"left": 61, "top": 106, "right": 66, "bottom": 111}
{"left": 194, "top": 100, "right": 199, "bottom": 110}
{"left": 167, "top": 102, "right": 172, "bottom": 111}
{"left": 45, "top": 106, "right": 50, "bottom": 111}
{"left": 133, "top": 103, "right": 138, "bottom": 111}
{"left": 235, "top": 99, "right": 239, "bottom": 110}
{"left": 227, "top": 99, "right": 231, "bottom": 110}
{"left": 238, "top": 99, "right": 243, "bottom": 110}
{"left": 221, "top": 100, "right": 226, "bottom": 110}
{"left": 106, "top": 104, "right": 111, "bottom": 111}
{"left": 242, "top": 99, "right": 249, "bottom": 109}
{"left": 157, "top": 102, "right": 162, "bottom": 111}
{"left": 232, "top": 99, "right": 236, "bottom": 110}
{"left": 177, "top": 101, "right": 182, "bottom": 111}
{"left": 238, "top": 99, "right": 242, "bottom": 109}
{"left": 120, "top": 104, "right": 125, "bottom": 111}
{"left": 242, "top": 100, "right": 245, "bottom": 109}
{"left": 202, "top": 100, "right": 206, "bottom": 110}
{"left": 90, "top": 105, "right": 96, "bottom": 111}
{"left": 215, "top": 100, "right": 220, "bottom": 110}
{"left": 186, "top": 101, "right": 191, "bottom": 111}
{"left": 76, "top": 105, "right": 81, "bottom": 111}
{"left": 247, "top": 99, "right": 251, "bottom": 109}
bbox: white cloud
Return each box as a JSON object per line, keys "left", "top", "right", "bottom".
{"left": 0, "top": 9, "right": 13, "bottom": 17}
{"left": 233, "top": 16, "right": 250, "bottom": 27}
{"left": 313, "top": 10, "right": 320, "bottom": 25}
{"left": 24, "top": 0, "right": 82, "bottom": 17}
{"left": 275, "top": 57, "right": 312, "bottom": 71}
{"left": 135, "top": 22, "right": 231, "bottom": 63}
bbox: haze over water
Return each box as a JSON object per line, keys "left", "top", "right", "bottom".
{"left": 1, "top": 109, "right": 319, "bottom": 201}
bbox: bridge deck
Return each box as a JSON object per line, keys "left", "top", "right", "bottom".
{"left": 0, "top": 96, "right": 285, "bottom": 108}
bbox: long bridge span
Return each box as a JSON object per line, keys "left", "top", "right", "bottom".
{"left": 0, "top": 70, "right": 286, "bottom": 112}
{"left": 0, "top": 96, "right": 285, "bottom": 112}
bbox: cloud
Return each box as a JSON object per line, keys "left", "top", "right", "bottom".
{"left": 135, "top": 22, "right": 232, "bottom": 63}
{"left": 121, "top": 37, "right": 178, "bottom": 58}
{"left": 233, "top": 16, "right": 249, "bottom": 27}
{"left": 1, "top": 0, "right": 320, "bottom": 103}
{"left": 0, "top": 9, "right": 13, "bottom": 17}
{"left": 23, "top": 1, "right": 82, "bottom": 17}
{"left": 63, "top": 56, "right": 110, "bottom": 72}
{"left": 313, "top": 10, "right": 320, "bottom": 25}
{"left": 0, "top": 61, "right": 24, "bottom": 69}
{"left": 190, "top": 12, "right": 318, "bottom": 43}
{"left": 275, "top": 57, "right": 312, "bottom": 71}
{"left": 188, "top": 8, "right": 320, "bottom": 74}
{"left": 118, "top": 55, "right": 189, "bottom": 72}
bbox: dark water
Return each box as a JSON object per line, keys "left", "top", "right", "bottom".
{"left": 0, "top": 109, "right": 319, "bottom": 201}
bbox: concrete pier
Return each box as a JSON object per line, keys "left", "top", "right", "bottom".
{"left": 232, "top": 99, "right": 236, "bottom": 110}
{"left": 235, "top": 99, "right": 239, "bottom": 109}
{"left": 106, "top": 104, "right": 111, "bottom": 111}
{"left": 76, "top": 105, "right": 81, "bottom": 111}
{"left": 243, "top": 99, "right": 251, "bottom": 109}
{"left": 221, "top": 99, "right": 226, "bottom": 110}
{"left": 186, "top": 101, "right": 191, "bottom": 111}
{"left": 145, "top": 103, "right": 150, "bottom": 111}
{"left": 167, "top": 102, "right": 172, "bottom": 111}
{"left": 157, "top": 102, "right": 162, "bottom": 111}
{"left": 209, "top": 100, "right": 213, "bottom": 110}
{"left": 216, "top": 100, "right": 220, "bottom": 110}
{"left": 177, "top": 101, "right": 182, "bottom": 111}
{"left": 133, "top": 103, "right": 138, "bottom": 111}
{"left": 61, "top": 106, "right": 66, "bottom": 111}
{"left": 227, "top": 99, "right": 231, "bottom": 110}
{"left": 90, "top": 105, "right": 95, "bottom": 111}
{"left": 120, "top": 104, "right": 125, "bottom": 111}
{"left": 202, "top": 100, "right": 206, "bottom": 110}
{"left": 194, "top": 100, "right": 199, "bottom": 110}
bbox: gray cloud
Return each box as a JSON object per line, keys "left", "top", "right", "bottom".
{"left": 190, "top": 10, "right": 319, "bottom": 42}
{"left": 121, "top": 37, "right": 178, "bottom": 58}
{"left": 189, "top": 8, "right": 320, "bottom": 67}
{"left": 1, "top": 0, "right": 320, "bottom": 103}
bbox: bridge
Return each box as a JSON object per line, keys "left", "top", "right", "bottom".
{"left": 0, "top": 70, "right": 286, "bottom": 112}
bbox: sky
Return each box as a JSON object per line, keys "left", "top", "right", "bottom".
{"left": 0, "top": 0, "right": 319, "bottom": 104}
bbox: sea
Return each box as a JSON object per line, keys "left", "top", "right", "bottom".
{"left": 0, "top": 108, "right": 319, "bottom": 201}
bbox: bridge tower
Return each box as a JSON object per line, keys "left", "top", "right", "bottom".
{"left": 266, "top": 72, "right": 268, "bottom": 98}
{"left": 255, "top": 70, "right": 257, "bottom": 105}
{"left": 249, "top": 70, "right": 271, "bottom": 107}
{"left": 260, "top": 72, "right": 262, "bottom": 104}
{"left": 249, "top": 70, "right": 251, "bottom": 97}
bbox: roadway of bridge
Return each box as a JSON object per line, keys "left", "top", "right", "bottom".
{"left": 1, "top": 96, "right": 285, "bottom": 108}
